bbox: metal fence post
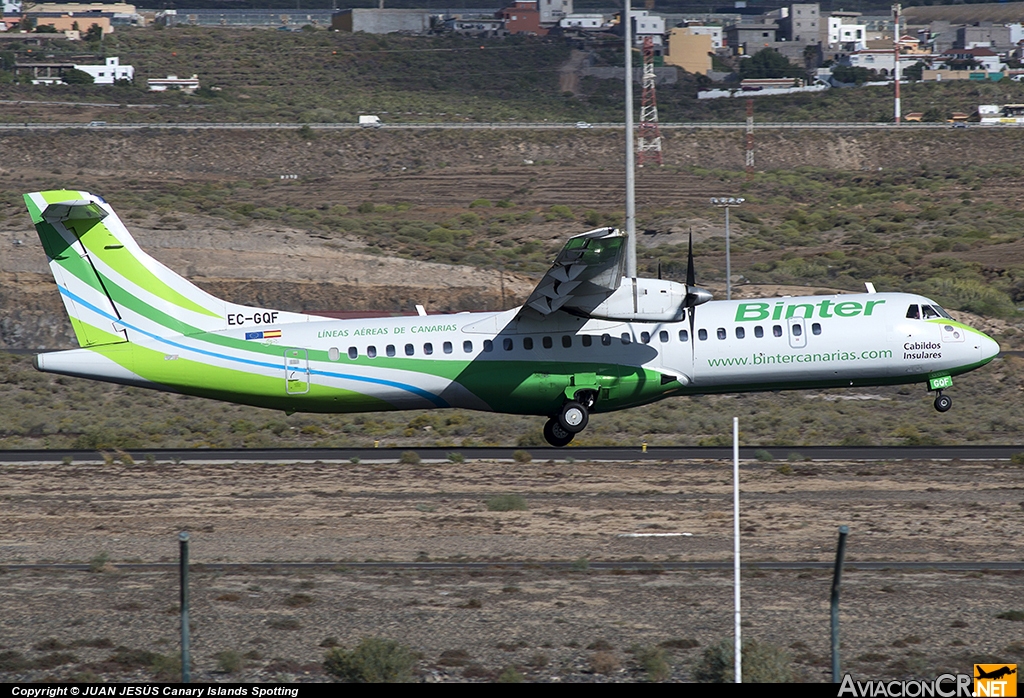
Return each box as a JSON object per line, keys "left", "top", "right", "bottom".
{"left": 831, "top": 525, "right": 849, "bottom": 682}
{"left": 179, "top": 531, "right": 191, "bottom": 683}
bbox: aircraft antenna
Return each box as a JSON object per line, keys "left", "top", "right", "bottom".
{"left": 637, "top": 36, "right": 663, "bottom": 167}
{"left": 624, "top": 0, "right": 637, "bottom": 278}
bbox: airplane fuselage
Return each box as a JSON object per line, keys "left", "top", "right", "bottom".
{"left": 35, "top": 291, "right": 999, "bottom": 418}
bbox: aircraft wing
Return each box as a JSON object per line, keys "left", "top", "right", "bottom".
{"left": 518, "top": 227, "right": 626, "bottom": 318}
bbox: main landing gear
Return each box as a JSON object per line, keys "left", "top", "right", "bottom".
{"left": 543, "top": 393, "right": 595, "bottom": 447}
{"left": 933, "top": 391, "right": 952, "bottom": 413}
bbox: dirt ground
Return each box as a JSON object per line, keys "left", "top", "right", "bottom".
{"left": 1, "top": 456, "right": 1023, "bottom": 682}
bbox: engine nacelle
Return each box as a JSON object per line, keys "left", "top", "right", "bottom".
{"left": 583, "top": 278, "right": 691, "bottom": 322}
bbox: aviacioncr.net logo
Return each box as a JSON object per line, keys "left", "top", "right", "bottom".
{"left": 838, "top": 674, "right": 973, "bottom": 697}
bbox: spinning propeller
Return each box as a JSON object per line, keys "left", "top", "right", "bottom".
{"left": 682, "top": 233, "right": 713, "bottom": 356}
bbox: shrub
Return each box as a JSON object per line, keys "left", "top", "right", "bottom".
{"left": 591, "top": 651, "right": 619, "bottom": 675}
{"left": 487, "top": 494, "right": 527, "bottom": 511}
{"left": 284, "top": 593, "right": 314, "bottom": 607}
{"left": 215, "top": 650, "right": 243, "bottom": 674}
{"left": 447, "top": 452, "right": 465, "bottom": 463}
{"left": 89, "top": 551, "right": 112, "bottom": 573}
{"left": 469, "top": 199, "right": 492, "bottom": 208}
{"left": 996, "top": 610, "right": 1024, "bottom": 622}
{"left": 512, "top": 449, "right": 532, "bottom": 463}
{"left": 1011, "top": 453, "right": 1024, "bottom": 465}
{"left": 497, "top": 665, "right": 524, "bottom": 682}
{"left": 324, "top": 637, "right": 415, "bottom": 682}
{"left": 634, "top": 645, "right": 671, "bottom": 682}
{"left": 775, "top": 464, "right": 794, "bottom": 475}
{"left": 399, "top": 450, "right": 421, "bottom": 465}
{"left": 693, "top": 638, "right": 793, "bottom": 683}
{"left": 755, "top": 450, "right": 775, "bottom": 462}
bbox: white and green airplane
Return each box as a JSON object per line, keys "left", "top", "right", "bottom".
{"left": 25, "top": 189, "right": 1000, "bottom": 447}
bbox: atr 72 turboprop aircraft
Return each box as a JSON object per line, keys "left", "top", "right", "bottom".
{"left": 25, "top": 190, "right": 1000, "bottom": 447}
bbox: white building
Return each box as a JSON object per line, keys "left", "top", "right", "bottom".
{"left": 843, "top": 48, "right": 921, "bottom": 76}
{"left": 538, "top": 0, "right": 571, "bottom": 25}
{"left": 628, "top": 9, "right": 665, "bottom": 46}
{"left": 559, "top": 13, "right": 605, "bottom": 30}
{"left": 148, "top": 74, "right": 199, "bottom": 93}
{"left": 76, "top": 56, "right": 133, "bottom": 84}
{"left": 683, "top": 23, "right": 723, "bottom": 49}
{"left": 828, "top": 15, "right": 868, "bottom": 50}
{"left": 2, "top": 0, "right": 22, "bottom": 15}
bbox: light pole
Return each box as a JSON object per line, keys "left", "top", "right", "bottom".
{"left": 710, "top": 197, "right": 744, "bottom": 301}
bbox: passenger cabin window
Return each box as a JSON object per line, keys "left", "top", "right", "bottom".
{"left": 754, "top": 326, "right": 764, "bottom": 338}
{"left": 773, "top": 325, "right": 783, "bottom": 337}
{"left": 523, "top": 337, "right": 534, "bottom": 351}
{"left": 621, "top": 333, "right": 631, "bottom": 345}
{"left": 386, "top": 345, "right": 396, "bottom": 357}
{"left": 503, "top": 338, "right": 513, "bottom": 351}
{"left": 792, "top": 324, "right": 803, "bottom": 337}
{"left": 423, "top": 343, "right": 433, "bottom": 355}
{"left": 443, "top": 341, "right": 453, "bottom": 354}
{"left": 717, "top": 328, "right": 727, "bottom": 340}
{"left": 812, "top": 323, "right": 822, "bottom": 335}
{"left": 698, "top": 329, "right": 708, "bottom": 341}
{"left": 328, "top": 347, "right": 340, "bottom": 361}
{"left": 659, "top": 330, "right": 669, "bottom": 343}
{"left": 736, "top": 327, "right": 745, "bottom": 339}
{"left": 601, "top": 334, "right": 611, "bottom": 346}
{"left": 367, "top": 346, "right": 377, "bottom": 358}
{"left": 348, "top": 347, "right": 358, "bottom": 359}
{"left": 542, "top": 336, "right": 553, "bottom": 349}
{"left": 463, "top": 340, "right": 473, "bottom": 353}
{"left": 562, "top": 335, "right": 572, "bottom": 348}
{"left": 679, "top": 330, "right": 689, "bottom": 342}
{"left": 483, "top": 339, "right": 493, "bottom": 352}
{"left": 641, "top": 331, "right": 651, "bottom": 344}
{"left": 405, "top": 343, "right": 415, "bottom": 356}
{"left": 582, "top": 335, "right": 592, "bottom": 347}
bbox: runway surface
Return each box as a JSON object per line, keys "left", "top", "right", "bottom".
{"left": 1, "top": 444, "right": 1021, "bottom": 463}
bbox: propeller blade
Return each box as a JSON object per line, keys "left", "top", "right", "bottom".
{"left": 686, "top": 232, "right": 696, "bottom": 288}
{"left": 657, "top": 260, "right": 662, "bottom": 280}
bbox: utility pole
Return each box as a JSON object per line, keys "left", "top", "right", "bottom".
{"left": 624, "top": 0, "right": 637, "bottom": 278}
{"left": 893, "top": 3, "right": 901, "bottom": 124}
{"left": 745, "top": 98, "right": 754, "bottom": 178}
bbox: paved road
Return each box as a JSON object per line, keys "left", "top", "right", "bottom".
{"left": 1, "top": 445, "right": 1021, "bottom": 463}
{"left": 3, "top": 560, "right": 1021, "bottom": 572}
{"left": 0, "top": 120, "right": 1003, "bottom": 131}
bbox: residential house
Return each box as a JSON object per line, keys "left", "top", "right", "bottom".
{"left": 665, "top": 27, "right": 713, "bottom": 75}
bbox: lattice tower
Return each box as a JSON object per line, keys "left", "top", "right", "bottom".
{"left": 637, "top": 36, "right": 663, "bottom": 167}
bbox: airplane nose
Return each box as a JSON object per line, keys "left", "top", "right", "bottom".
{"left": 981, "top": 333, "right": 1000, "bottom": 361}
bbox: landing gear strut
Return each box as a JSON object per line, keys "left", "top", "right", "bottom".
{"left": 933, "top": 391, "right": 952, "bottom": 413}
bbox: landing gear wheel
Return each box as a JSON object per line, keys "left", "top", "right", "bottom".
{"left": 934, "top": 393, "right": 953, "bottom": 413}
{"left": 558, "top": 401, "right": 589, "bottom": 434}
{"left": 543, "top": 418, "right": 575, "bottom": 447}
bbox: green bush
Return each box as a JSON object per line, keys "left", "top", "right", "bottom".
{"left": 399, "top": 450, "right": 421, "bottom": 465}
{"left": 324, "top": 637, "right": 415, "bottom": 682}
{"left": 692, "top": 638, "right": 793, "bottom": 683}
{"left": 633, "top": 645, "right": 671, "bottom": 682}
{"left": 755, "top": 450, "right": 775, "bottom": 462}
{"left": 512, "top": 449, "right": 532, "bottom": 463}
{"left": 447, "top": 452, "right": 465, "bottom": 463}
{"left": 487, "top": 494, "right": 528, "bottom": 511}
{"left": 215, "top": 650, "right": 243, "bottom": 674}
{"left": 1011, "top": 453, "right": 1024, "bottom": 465}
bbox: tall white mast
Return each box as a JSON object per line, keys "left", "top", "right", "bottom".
{"left": 624, "top": 0, "right": 637, "bottom": 278}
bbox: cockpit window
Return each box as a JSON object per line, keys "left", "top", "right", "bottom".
{"left": 933, "top": 305, "right": 953, "bottom": 319}
{"left": 921, "top": 305, "right": 941, "bottom": 320}
{"left": 906, "top": 304, "right": 920, "bottom": 320}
